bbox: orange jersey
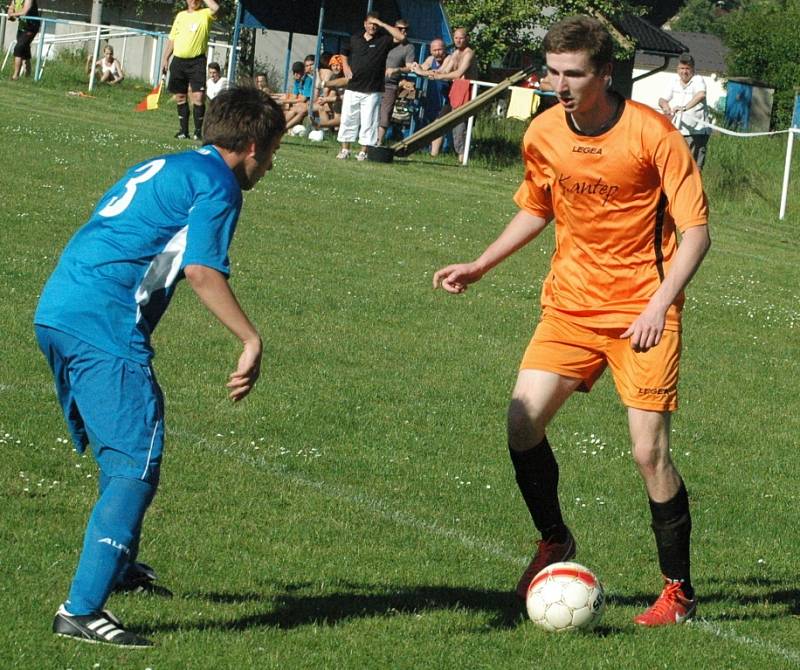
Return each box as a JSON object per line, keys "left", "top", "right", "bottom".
{"left": 514, "top": 97, "right": 708, "bottom": 330}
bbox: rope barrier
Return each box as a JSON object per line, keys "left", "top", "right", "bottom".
{"left": 700, "top": 122, "right": 800, "bottom": 138}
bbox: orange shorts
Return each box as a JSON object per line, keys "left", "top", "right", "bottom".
{"left": 519, "top": 314, "right": 681, "bottom": 411}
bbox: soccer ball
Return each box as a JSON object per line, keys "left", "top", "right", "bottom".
{"left": 308, "top": 129, "right": 324, "bottom": 142}
{"left": 526, "top": 562, "right": 605, "bottom": 632}
{"left": 290, "top": 125, "right": 307, "bottom": 137}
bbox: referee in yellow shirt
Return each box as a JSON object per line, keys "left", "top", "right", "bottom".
{"left": 161, "top": 0, "right": 219, "bottom": 139}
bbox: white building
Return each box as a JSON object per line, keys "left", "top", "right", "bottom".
{"left": 631, "top": 30, "right": 729, "bottom": 116}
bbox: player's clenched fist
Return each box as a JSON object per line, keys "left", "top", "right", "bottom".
{"left": 433, "top": 262, "right": 485, "bottom": 294}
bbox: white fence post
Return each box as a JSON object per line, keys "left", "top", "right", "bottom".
{"left": 88, "top": 24, "right": 101, "bottom": 91}
{"left": 779, "top": 129, "right": 795, "bottom": 220}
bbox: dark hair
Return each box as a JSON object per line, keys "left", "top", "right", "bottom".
{"left": 203, "top": 86, "right": 286, "bottom": 153}
{"left": 304, "top": 54, "right": 315, "bottom": 63}
{"left": 365, "top": 11, "right": 379, "bottom": 20}
{"left": 542, "top": 16, "right": 614, "bottom": 71}
{"left": 291, "top": 61, "right": 304, "bottom": 74}
{"left": 678, "top": 52, "right": 695, "bottom": 67}
{"left": 208, "top": 61, "right": 221, "bottom": 72}
{"left": 319, "top": 51, "right": 333, "bottom": 69}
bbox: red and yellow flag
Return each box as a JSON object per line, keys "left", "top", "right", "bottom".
{"left": 135, "top": 80, "right": 164, "bottom": 112}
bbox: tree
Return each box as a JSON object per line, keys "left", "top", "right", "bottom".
{"left": 670, "top": 0, "right": 742, "bottom": 36}
{"left": 723, "top": 0, "right": 800, "bottom": 127}
{"left": 671, "top": 0, "right": 722, "bottom": 34}
{"left": 442, "top": 0, "right": 640, "bottom": 73}
{"left": 102, "top": 0, "right": 235, "bottom": 31}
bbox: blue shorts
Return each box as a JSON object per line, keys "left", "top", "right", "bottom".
{"left": 35, "top": 325, "right": 164, "bottom": 484}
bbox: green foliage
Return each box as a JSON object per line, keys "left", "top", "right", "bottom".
{"left": 103, "top": 0, "right": 236, "bottom": 29}
{"left": 442, "top": 0, "right": 639, "bottom": 73}
{"left": 671, "top": 0, "right": 726, "bottom": 35}
{"left": 722, "top": 0, "right": 800, "bottom": 128}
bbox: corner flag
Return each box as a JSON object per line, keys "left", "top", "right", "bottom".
{"left": 135, "top": 79, "right": 164, "bottom": 112}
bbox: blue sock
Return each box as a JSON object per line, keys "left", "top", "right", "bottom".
{"left": 98, "top": 470, "right": 159, "bottom": 583}
{"left": 65, "top": 477, "right": 156, "bottom": 615}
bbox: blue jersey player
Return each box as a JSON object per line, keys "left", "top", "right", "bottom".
{"left": 34, "top": 86, "right": 286, "bottom": 648}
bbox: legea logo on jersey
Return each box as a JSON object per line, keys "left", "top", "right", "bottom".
{"left": 558, "top": 175, "right": 619, "bottom": 205}
{"left": 572, "top": 145, "right": 602, "bottom": 154}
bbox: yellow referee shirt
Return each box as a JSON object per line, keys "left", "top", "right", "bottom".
{"left": 169, "top": 7, "right": 214, "bottom": 58}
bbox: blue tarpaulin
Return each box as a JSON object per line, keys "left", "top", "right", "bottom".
{"left": 725, "top": 79, "right": 751, "bottom": 130}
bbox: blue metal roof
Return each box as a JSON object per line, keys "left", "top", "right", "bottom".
{"left": 242, "top": 0, "right": 450, "bottom": 44}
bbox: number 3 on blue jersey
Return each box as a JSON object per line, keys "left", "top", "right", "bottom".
{"left": 99, "top": 159, "right": 166, "bottom": 218}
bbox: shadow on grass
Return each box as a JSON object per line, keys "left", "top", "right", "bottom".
{"left": 146, "top": 576, "right": 798, "bottom": 635}
{"left": 151, "top": 583, "right": 629, "bottom": 635}
{"left": 148, "top": 583, "right": 628, "bottom": 636}
{"left": 170, "top": 583, "right": 521, "bottom": 631}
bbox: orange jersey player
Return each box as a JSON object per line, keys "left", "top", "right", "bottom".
{"left": 433, "top": 16, "right": 710, "bottom": 627}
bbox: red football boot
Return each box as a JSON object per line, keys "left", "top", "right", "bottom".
{"left": 634, "top": 578, "right": 697, "bottom": 626}
{"left": 515, "top": 529, "right": 576, "bottom": 600}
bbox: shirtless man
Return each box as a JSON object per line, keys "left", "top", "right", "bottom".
{"left": 425, "top": 28, "right": 479, "bottom": 161}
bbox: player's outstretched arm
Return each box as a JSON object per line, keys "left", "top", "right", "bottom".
{"left": 184, "top": 264, "right": 262, "bottom": 401}
{"left": 433, "top": 209, "right": 548, "bottom": 293}
{"left": 622, "top": 224, "right": 710, "bottom": 352}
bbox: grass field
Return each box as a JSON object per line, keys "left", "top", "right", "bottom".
{"left": 1, "top": 70, "right": 799, "bottom": 669}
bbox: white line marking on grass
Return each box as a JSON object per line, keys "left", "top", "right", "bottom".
{"left": 219, "top": 446, "right": 524, "bottom": 565}
{"left": 693, "top": 619, "right": 800, "bottom": 666}
{"left": 194, "top": 437, "right": 800, "bottom": 663}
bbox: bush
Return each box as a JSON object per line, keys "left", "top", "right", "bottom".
{"left": 723, "top": 0, "right": 800, "bottom": 129}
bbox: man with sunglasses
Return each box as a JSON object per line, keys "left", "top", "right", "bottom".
{"left": 337, "top": 12, "right": 405, "bottom": 160}
{"left": 378, "top": 19, "right": 416, "bottom": 145}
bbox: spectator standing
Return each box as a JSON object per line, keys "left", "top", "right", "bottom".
{"left": 412, "top": 37, "right": 450, "bottom": 156}
{"left": 36, "top": 86, "right": 286, "bottom": 648}
{"left": 427, "top": 27, "right": 479, "bottom": 162}
{"left": 337, "top": 12, "right": 405, "bottom": 160}
{"left": 658, "top": 53, "right": 710, "bottom": 169}
{"left": 205, "top": 61, "right": 228, "bottom": 99}
{"left": 161, "top": 0, "right": 219, "bottom": 140}
{"left": 6, "top": 0, "right": 40, "bottom": 80}
{"left": 377, "top": 18, "right": 416, "bottom": 145}
{"left": 87, "top": 45, "right": 125, "bottom": 85}
{"left": 434, "top": 16, "right": 710, "bottom": 627}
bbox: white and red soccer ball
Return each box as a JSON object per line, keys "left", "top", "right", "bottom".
{"left": 526, "top": 562, "right": 606, "bottom": 632}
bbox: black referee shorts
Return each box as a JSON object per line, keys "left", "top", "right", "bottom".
{"left": 168, "top": 55, "right": 207, "bottom": 95}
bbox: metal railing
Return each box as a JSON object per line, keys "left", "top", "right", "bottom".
{"left": 1, "top": 13, "right": 233, "bottom": 91}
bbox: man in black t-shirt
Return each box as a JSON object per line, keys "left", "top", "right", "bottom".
{"left": 336, "top": 12, "right": 404, "bottom": 160}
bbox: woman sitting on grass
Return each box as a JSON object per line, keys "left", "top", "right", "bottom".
{"left": 87, "top": 45, "right": 124, "bottom": 85}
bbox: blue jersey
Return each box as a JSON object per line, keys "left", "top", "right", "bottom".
{"left": 292, "top": 74, "right": 313, "bottom": 99}
{"left": 34, "top": 145, "right": 242, "bottom": 363}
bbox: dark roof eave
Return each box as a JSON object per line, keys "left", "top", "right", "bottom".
{"left": 638, "top": 48, "right": 686, "bottom": 57}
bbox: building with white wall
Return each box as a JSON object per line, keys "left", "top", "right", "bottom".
{"left": 631, "top": 30, "right": 729, "bottom": 115}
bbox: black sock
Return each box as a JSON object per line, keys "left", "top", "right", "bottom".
{"left": 509, "top": 436, "right": 568, "bottom": 542}
{"left": 177, "top": 102, "right": 189, "bottom": 135}
{"left": 649, "top": 480, "right": 693, "bottom": 598}
{"left": 193, "top": 103, "right": 205, "bottom": 135}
